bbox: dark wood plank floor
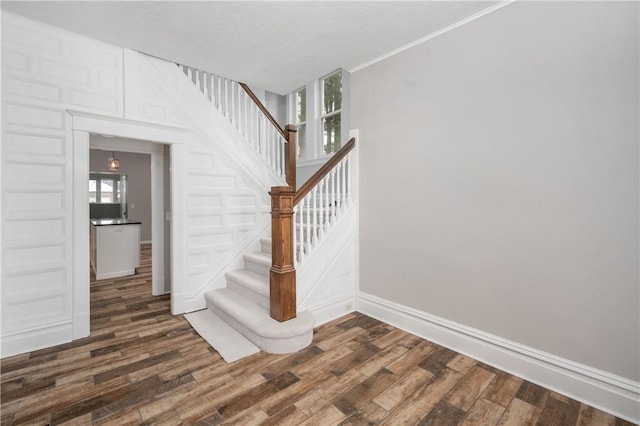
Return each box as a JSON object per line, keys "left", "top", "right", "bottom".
{"left": 1, "top": 244, "right": 635, "bottom": 425}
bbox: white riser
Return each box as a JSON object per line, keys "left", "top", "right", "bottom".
{"left": 226, "top": 269, "right": 269, "bottom": 309}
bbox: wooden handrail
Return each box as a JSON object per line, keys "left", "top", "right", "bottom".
{"left": 293, "top": 138, "right": 355, "bottom": 205}
{"left": 239, "top": 82, "right": 288, "bottom": 140}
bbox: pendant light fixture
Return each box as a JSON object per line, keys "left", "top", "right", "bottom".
{"left": 107, "top": 152, "right": 119, "bottom": 171}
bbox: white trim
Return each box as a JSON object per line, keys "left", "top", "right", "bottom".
{"left": 349, "top": 1, "right": 517, "bottom": 73}
{"left": 71, "top": 127, "right": 90, "bottom": 340}
{"left": 150, "top": 151, "right": 164, "bottom": 296}
{"left": 169, "top": 143, "right": 187, "bottom": 315}
{"left": 69, "top": 110, "right": 189, "bottom": 144}
{"left": 1, "top": 322, "right": 72, "bottom": 357}
{"left": 357, "top": 292, "right": 640, "bottom": 424}
{"left": 310, "top": 297, "right": 356, "bottom": 327}
{"left": 69, "top": 112, "right": 188, "bottom": 335}
{"left": 90, "top": 135, "right": 165, "bottom": 154}
{"left": 140, "top": 240, "right": 152, "bottom": 245}
{"left": 95, "top": 269, "right": 136, "bottom": 281}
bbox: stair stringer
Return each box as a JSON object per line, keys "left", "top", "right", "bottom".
{"left": 297, "top": 204, "right": 358, "bottom": 325}
{"left": 122, "top": 49, "right": 286, "bottom": 313}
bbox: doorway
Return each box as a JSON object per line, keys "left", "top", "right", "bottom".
{"left": 69, "top": 111, "right": 188, "bottom": 340}
{"left": 90, "top": 135, "right": 168, "bottom": 296}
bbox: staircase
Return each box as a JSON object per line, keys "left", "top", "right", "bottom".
{"left": 204, "top": 238, "right": 314, "bottom": 354}
{"left": 176, "top": 63, "right": 355, "bottom": 356}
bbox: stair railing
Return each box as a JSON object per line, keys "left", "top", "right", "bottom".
{"left": 178, "top": 65, "right": 290, "bottom": 182}
{"left": 269, "top": 138, "right": 356, "bottom": 322}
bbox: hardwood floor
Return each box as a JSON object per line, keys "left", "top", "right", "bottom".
{"left": 1, "top": 244, "right": 635, "bottom": 425}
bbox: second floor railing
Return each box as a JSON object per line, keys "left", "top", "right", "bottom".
{"left": 178, "top": 64, "right": 289, "bottom": 182}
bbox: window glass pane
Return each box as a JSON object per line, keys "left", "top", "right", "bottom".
{"left": 101, "top": 180, "right": 114, "bottom": 203}
{"left": 322, "top": 71, "right": 342, "bottom": 115}
{"left": 296, "top": 87, "right": 306, "bottom": 123}
{"left": 297, "top": 123, "right": 307, "bottom": 159}
{"left": 322, "top": 114, "right": 341, "bottom": 155}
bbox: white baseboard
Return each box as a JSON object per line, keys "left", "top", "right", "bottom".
{"left": 357, "top": 292, "right": 640, "bottom": 424}
{"left": 96, "top": 269, "right": 136, "bottom": 280}
{"left": 309, "top": 297, "right": 356, "bottom": 327}
{"left": 1, "top": 321, "right": 72, "bottom": 358}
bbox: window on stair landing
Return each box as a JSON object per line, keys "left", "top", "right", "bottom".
{"left": 320, "top": 70, "right": 342, "bottom": 155}
{"left": 289, "top": 69, "right": 348, "bottom": 160}
{"left": 294, "top": 86, "right": 307, "bottom": 159}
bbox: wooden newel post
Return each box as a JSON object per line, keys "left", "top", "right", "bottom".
{"left": 284, "top": 125, "right": 297, "bottom": 190}
{"left": 269, "top": 186, "right": 297, "bottom": 322}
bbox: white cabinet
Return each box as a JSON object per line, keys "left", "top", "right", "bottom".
{"left": 90, "top": 219, "right": 141, "bottom": 280}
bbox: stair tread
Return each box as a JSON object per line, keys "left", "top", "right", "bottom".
{"left": 243, "top": 251, "right": 271, "bottom": 266}
{"left": 226, "top": 269, "right": 269, "bottom": 297}
{"left": 205, "top": 288, "right": 314, "bottom": 339}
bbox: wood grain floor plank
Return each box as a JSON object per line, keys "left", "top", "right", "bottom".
{"left": 447, "top": 353, "right": 478, "bottom": 374}
{"left": 373, "top": 364, "right": 434, "bottom": 412}
{"left": 458, "top": 397, "right": 506, "bottom": 426}
{"left": 498, "top": 398, "right": 541, "bottom": 425}
{"left": 333, "top": 368, "right": 397, "bottom": 416}
{"left": 418, "top": 400, "right": 466, "bottom": 426}
{"left": 339, "top": 401, "right": 389, "bottom": 425}
{"left": 297, "top": 404, "right": 346, "bottom": 426}
{"left": 385, "top": 339, "right": 436, "bottom": 376}
{"left": 261, "top": 404, "right": 309, "bottom": 426}
{"left": 481, "top": 370, "right": 524, "bottom": 408}
{"left": 577, "top": 403, "right": 617, "bottom": 426}
{"left": 445, "top": 365, "right": 496, "bottom": 411}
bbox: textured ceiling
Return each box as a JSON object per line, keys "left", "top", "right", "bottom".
{"left": 2, "top": 1, "right": 500, "bottom": 94}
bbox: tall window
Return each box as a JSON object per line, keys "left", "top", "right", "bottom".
{"left": 294, "top": 87, "right": 307, "bottom": 159}
{"left": 321, "top": 70, "right": 342, "bottom": 155}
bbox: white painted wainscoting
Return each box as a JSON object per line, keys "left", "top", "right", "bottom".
{"left": 1, "top": 12, "right": 124, "bottom": 357}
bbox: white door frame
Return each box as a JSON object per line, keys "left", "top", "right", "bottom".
{"left": 69, "top": 110, "right": 189, "bottom": 339}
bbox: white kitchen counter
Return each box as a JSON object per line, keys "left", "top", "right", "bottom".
{"left": 90, "top": 219, "right": 141, "bottom": 280}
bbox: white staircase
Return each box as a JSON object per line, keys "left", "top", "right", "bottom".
{"left": 172, "top": 61, "right": 355, "bottom": 357}
{"left": 204, "top": 237, "right": 314, "bottom": 354}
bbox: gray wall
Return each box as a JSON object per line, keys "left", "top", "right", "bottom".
{"left": 90, "top": 149, "right": 152, "bottom": 241}
{"left": 351, "top": 1, "right": 639, "bottom": 381}
{"left": 266, "top": 91, "right": 287, "bottom": 128}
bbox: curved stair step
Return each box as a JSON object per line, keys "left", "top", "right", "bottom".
{"left": 205, "top": 288, "right": 314, "bottom": 354}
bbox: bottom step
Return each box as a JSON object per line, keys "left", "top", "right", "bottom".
{"left": 205, "top": 288, "right": 314, "bottom": 354}
{"left": 184, "top": 309, "right": 260, "bottom": 363}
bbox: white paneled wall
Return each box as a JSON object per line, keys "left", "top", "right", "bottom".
{"left": 1, "top": 13, "right": 124, "bottom": 356}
